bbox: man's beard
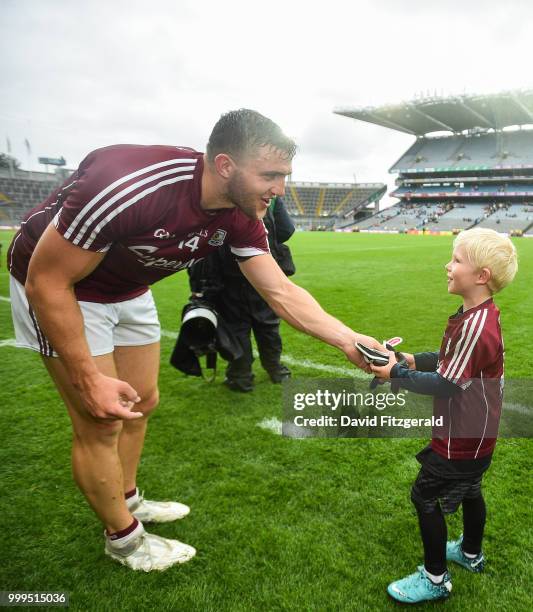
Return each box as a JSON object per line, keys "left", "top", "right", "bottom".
{"left": 226, "top": 171, "right": 260, "bottom": 221}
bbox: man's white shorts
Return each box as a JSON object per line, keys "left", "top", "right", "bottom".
{"left": 9, "top": 276, "right": 161, "bottom": 357}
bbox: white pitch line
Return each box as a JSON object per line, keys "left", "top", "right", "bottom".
{"left": 2, "top": 322, "right": 530, "bottom": 416}
{"left": 504, "top": 402, "right": 533, "bottom": 416}
{"left": 1, "top": 328, "right": 531, "bottom": 421}
{"left": 0, "top": 320, "right": 367, "bottom": 379}
{"left": 161, "top": 328, "right": 368, "bottom": 379}
{"left": 280, "top": 354, "right": 368, "bottom": 379}
{"left": 0, "top": 309, "right": 368, "bottom": 378}
{"left": 0, "top": 295, "right": 11, "bottom": 302}
{"left": 160, "top": 329, "right": 177, "bottom": 339}
{"left": 0, "top": 323, "right": 367, "bottom": 379}
{"left": 257, "top": 417, "right": 283, "bottom": 435}
{"left": 255, "top": 417, "right": 314, "bottom": 438}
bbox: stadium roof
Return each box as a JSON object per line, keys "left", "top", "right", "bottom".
{"left": 334, "top": 90, "right": 533, "bottom": 136}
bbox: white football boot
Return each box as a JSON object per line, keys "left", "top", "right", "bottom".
{"left": 105, "top": 523, "right": 196, "bottom": 571}
{"left": 128, "top": 489, "right": 190, "bottom": 523}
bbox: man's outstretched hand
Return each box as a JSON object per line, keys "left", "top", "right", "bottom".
{"left": 345, "top": 333, "right": 388, "bottom": 373}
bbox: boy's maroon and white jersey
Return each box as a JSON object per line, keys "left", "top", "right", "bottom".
{"left": 433, "top": 298, "right": 504, "bottom": 460}
{"left": 8, "top": 145, "right": 269, "bottom": 302}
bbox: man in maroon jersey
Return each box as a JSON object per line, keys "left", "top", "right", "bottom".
{"left": 7, "top": 109, "right": 381, "bottom": 571}
{"left": 370, "top": 228, "right": 517, "bottom": 604}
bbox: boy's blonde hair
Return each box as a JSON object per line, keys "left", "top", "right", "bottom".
{"left": 454, "top": 228, "right": 518, "bottom": 293}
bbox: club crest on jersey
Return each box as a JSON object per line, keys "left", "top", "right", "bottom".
{"left": 208, "top": 229, "right": 227, "bottom": 246}
{"left": 154, "top": 228, "right": 172, "bottom": 239}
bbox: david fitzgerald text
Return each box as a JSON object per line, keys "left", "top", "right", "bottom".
{"left": 293, "top": 415, "right": 444, "bottom": 430}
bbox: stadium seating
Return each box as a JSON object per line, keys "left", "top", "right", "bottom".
{"left": 393, "top": 185, "right": 533, "bottom": 198}
{"left": 0, "top": 169, "right": 62, "bottom": 225}
{"left": 359, "top": 201, "right": 533, "bottom": 234}
{"left": 475, "top": 204, "right": 533, "bottom": 233}
{"left": 0, "top": 170, "right": 385, "bottom": 232}
{"left": 355, "top": 203, "right": 462, "bottom": 232}
{"left": 338, "top": 92, "right": 533, "bottom": 236}
{"left": 383, "top": 130, "right": 533, "bottom": 235}
{"left": 351, "top": 207, "right": 403, "bottom": 230}
{"left": 392, "top": 131, "right": 533, "bottom": 173}
{"left": 282, "top": 182, "right": 386, "bottom": 229}
{"left": 422, "top": 203, "right": 489, "bottom": 231}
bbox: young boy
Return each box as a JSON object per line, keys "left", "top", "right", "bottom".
{"left": 371, "top": 228, "right": 518, "bottom": 604}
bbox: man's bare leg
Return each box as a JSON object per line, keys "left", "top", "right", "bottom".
{"left": 114, "top": 342, "right": 160, "bottom": 493}
{"left": 43, "top": 343, "right": 195, "bottom": 568}
{"left": 42, "top": 354, "right": 133, "bottom": 533}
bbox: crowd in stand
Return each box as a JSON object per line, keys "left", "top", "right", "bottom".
{"left": 399, "top": 202, "right": 455, "bottom": 226}
{"left": 355, "top": 200, "right": 533, "bottom": 231}
{"left": 422, "top": 203, "right": 454, "bottom": 225}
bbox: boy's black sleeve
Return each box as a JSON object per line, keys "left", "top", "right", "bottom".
{"left": 413, "top": 351, "right": 440, "bottom": 372}
{"left": 390, "top": 363, "right": 461, "bottom": 397}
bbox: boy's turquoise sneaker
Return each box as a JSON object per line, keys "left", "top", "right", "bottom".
{"left": 447, "top": 535, "right": 485, "bottom": 572}
{"left": 387, "top": 566, "right": 452, "bottom": 603}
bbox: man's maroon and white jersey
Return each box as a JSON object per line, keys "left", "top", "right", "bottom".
{"left": 8, "top": 145, "right": 269, "bottom": 302}
{"left": 433, "top": 298, "right": 504, "bottom": 460}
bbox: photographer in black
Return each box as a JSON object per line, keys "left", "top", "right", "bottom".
{"left": 188, "top": 196, "right": 295, "bottom": 391}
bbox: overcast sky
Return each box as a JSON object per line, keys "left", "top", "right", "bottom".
{"left": 1, "top": 0, "right": 532, "bottom": 206}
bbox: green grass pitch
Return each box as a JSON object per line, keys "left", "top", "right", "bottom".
{"left": 0, "top": 230, "right": 531, "bottom": 610}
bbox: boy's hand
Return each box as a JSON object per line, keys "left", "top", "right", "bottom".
{"left": 400, "top": 352, "right": 416, "bottom": 370}
{"left": 370, "top": 350, "right": 397, "bottom": 380}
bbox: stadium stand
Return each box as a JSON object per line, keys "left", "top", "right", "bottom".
{"left": 391, "top": 131, "right": 533, "bottom": 174}
{"left": 0, "top": 167, "right": 385, "bottom": 232}
{"left": 350, "top": 206, "right": 403, "bottom": 230}
{"left": 283, "top": 182, "right": 386, "bottom": 230}
{"left": 335, "top": 90, "right": 533, "bottom": 236}
{"left": 476, "top": 204, "right": 533, "bottom": 232}
{"left": 422, "top": 203, "right": 490, "bottom": 231}
{"left": 0, "top": 168, "right": 65, "bottom": 226}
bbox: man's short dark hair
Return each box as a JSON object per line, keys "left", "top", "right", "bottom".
{"left": 206, "top": 109, "right": 297, "bottom": 162}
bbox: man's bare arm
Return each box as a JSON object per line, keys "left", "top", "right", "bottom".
{"left": 25, "top": 224, "right": 141, "bottom": 419}
{"left": 238, "top": 254, "right": 383, "bottom": 370}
